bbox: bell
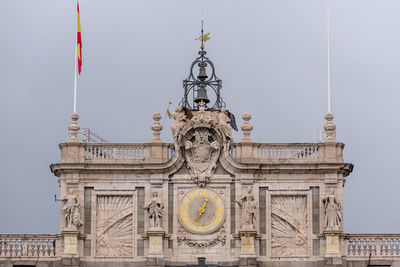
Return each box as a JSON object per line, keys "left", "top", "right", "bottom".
{"left": 194, "top": 87, "right": 210, "bottom": 104}
{"left": 197, "top": 66, "right": 208, "bottom": 81}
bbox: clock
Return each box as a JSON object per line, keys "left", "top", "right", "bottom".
{"left": 178, "top": 188, "right": 225, "bottom": 235}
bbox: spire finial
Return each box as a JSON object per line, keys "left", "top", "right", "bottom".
{"left": 195, "top": 18, "right": 210, "bottom": 50}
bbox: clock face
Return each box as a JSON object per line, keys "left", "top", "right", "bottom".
{"left": 178, "top": 188, "right": 225, "bottom": 235}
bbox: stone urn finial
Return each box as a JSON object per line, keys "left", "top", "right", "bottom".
{"left": 324, "top": 112, "right": 336, "bottom": 142}
{"left": 67, "top": 112, "right": 80, "bottom": 143}
{"left": 241, "top": 112, "right": 254, "bottom": 142}
{"left": 151, "top": 112, "right": 163, "bottom": 143}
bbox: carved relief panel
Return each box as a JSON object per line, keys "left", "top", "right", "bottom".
{"left": 96, "top": 195, "right": 133, "bottom": 257}
{"left": 270, "top": 195, "right": 308, "bottom": 257}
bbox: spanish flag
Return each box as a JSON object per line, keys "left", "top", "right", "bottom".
{"left": 77, "top": 2, "right": 82, "bottom": 74}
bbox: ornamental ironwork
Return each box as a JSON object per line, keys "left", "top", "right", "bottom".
{"left": 179, "top": 24, "right": 225, "bottom": 110}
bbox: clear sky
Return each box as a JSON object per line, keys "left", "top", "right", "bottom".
{"left": 0, "top": 0, "right": 399, "bottom": 234}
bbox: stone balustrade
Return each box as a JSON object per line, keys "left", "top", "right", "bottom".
{"left": 231, "top": 142, "right": 344, "bottom": 163}
{"left": 0, "top": 234, "right": 57, "bottom": 258}
{"left": 257, "top": 143, "right": 321, "bottom": 162}
{"left": 84, "top": 143, "right": 147, "bottom": 162}
{"left": 60, "top": 142, "right": 174, "bottom": 164}
{"left": 59, "top": 141, "right": 344, "bottom": 164}
{"left": 346, "top": 234, "right": 400, "bottom": 258}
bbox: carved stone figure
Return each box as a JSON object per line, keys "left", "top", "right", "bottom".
{"left": 323, "top": 189, "right": 342, "bottom": 230}
{"left": 167, "top": 106, "right": 187, "bottom": 140}
{"left": 184, "top": 128, "right": 220, "bottom": 186}
{"left": 145, "top": 192, "right": 164, "bottom": 229}
{"left": 218, "top": 107, "right": 233, "bottom": 139}
{"left": 236, "top": 187, "right": 256, "bottom": 230}
{"left": 55, "top": 189, "right": 82, "bottom": 229}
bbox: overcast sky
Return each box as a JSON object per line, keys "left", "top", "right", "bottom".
{"left": 0, "top": 0, "right": 399, "bottom": 234}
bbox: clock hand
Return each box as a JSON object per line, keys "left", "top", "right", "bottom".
{"left": 195, "top": 198, "right": 209, "bottom": 222}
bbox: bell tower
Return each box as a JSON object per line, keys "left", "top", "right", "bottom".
{"left": 180, "top": 19, "right": 224, "bottom": 110}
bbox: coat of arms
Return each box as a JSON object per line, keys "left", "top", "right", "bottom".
{"left": 184, "top": 128, "right": 220, "bottom": 187}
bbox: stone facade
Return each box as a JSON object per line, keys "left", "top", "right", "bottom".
{"left": 1, "top": 48, "right": 400, "bottom": 267}
{"left": 1, "top": 109, "right": 400, "bottom": 267}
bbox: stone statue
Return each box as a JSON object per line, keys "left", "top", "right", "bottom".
{"left": 322, "top": 189, "right": 342, "bottom": 230}
{"left": 218, "top": 107, "right": 233, "bottom": 139}
{"left": 167, "top": 106, "right": 187, "bottom": 140}
{"left": 236, "top": 186, "right": 256, "bottom": 230}
{"left": 144, "top": 192, "right": 164, "bottom": 229}
{"left": 55, "top": 189, "right": 82, "bottom": 229}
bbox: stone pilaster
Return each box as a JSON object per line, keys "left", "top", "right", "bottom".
{"left": 61, "top": 230, "right": 80, "bottom": 267}
{"left": 147, "top": 229, "right": 165, "bottom": 267}
{"left": 323, "top": 230, "right": 344, "bottom": 266}
{"left": 239, "top": 230, "right": 257, "bottom": 267}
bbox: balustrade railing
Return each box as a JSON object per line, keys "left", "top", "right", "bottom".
{"left": 258, "top": 143, "right": 320, "bottom": 162}
{"left": 64, "top": 141, "right": 341, "bottom": 164}
{"left": 230, "top": 143, "right": 323, "bottom": 163}
{"left": 82, "top": 143, "right": 175, "bottom": 163}
{"left": 346, "top": 234, "right": 400, "bottom": 258}
{"left": 0, "top": 234, "right": 57, "bottom": 258}
{"left": 84, "top": 143, "right": 146, "bottom": 162}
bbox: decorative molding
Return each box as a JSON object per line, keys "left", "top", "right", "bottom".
{"left": 177, "top": 225, "right": 226, "bottom": 248}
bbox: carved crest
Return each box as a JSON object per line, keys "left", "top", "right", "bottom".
{"left": 184, "top": 127, "right": 220, "bottom": 186}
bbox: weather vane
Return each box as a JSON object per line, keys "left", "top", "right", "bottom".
{"left": 195, "top": 18, "right": 210, "bottom": 50}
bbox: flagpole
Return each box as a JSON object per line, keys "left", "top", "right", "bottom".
{"left": 73, "top": 1, "right": 78, "bottom": 114}
{"left": 73, "top": 43, "right": 77, "bottom": 113}
{"left": 327, "top": 0, "right": 331, "bottom": 113}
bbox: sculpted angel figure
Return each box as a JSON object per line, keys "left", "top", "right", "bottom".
{"left": 144, "top": 192, "right": 164, "bottom": 229}
{"left": 218, "top": 107, "right": 233, "bottom": 139}
{"left": 55, "top": 189, "right": 82, "bottom": 229}
{"left": 167, "top": 106, "right": 187, "bottom": 140}
{"left": 322, "top": 189, "right": 342, "bottom": 230}
{"left": 236, "top": 186, "right": 256, "bottom": 229}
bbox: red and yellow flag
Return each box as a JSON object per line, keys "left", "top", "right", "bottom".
{"left": 77, "top": 2, "right": 82, "bottom": 74}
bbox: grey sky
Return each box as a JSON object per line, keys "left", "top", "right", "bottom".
{"left": 0, "top": 0, "right": 399, "bottom": 234}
